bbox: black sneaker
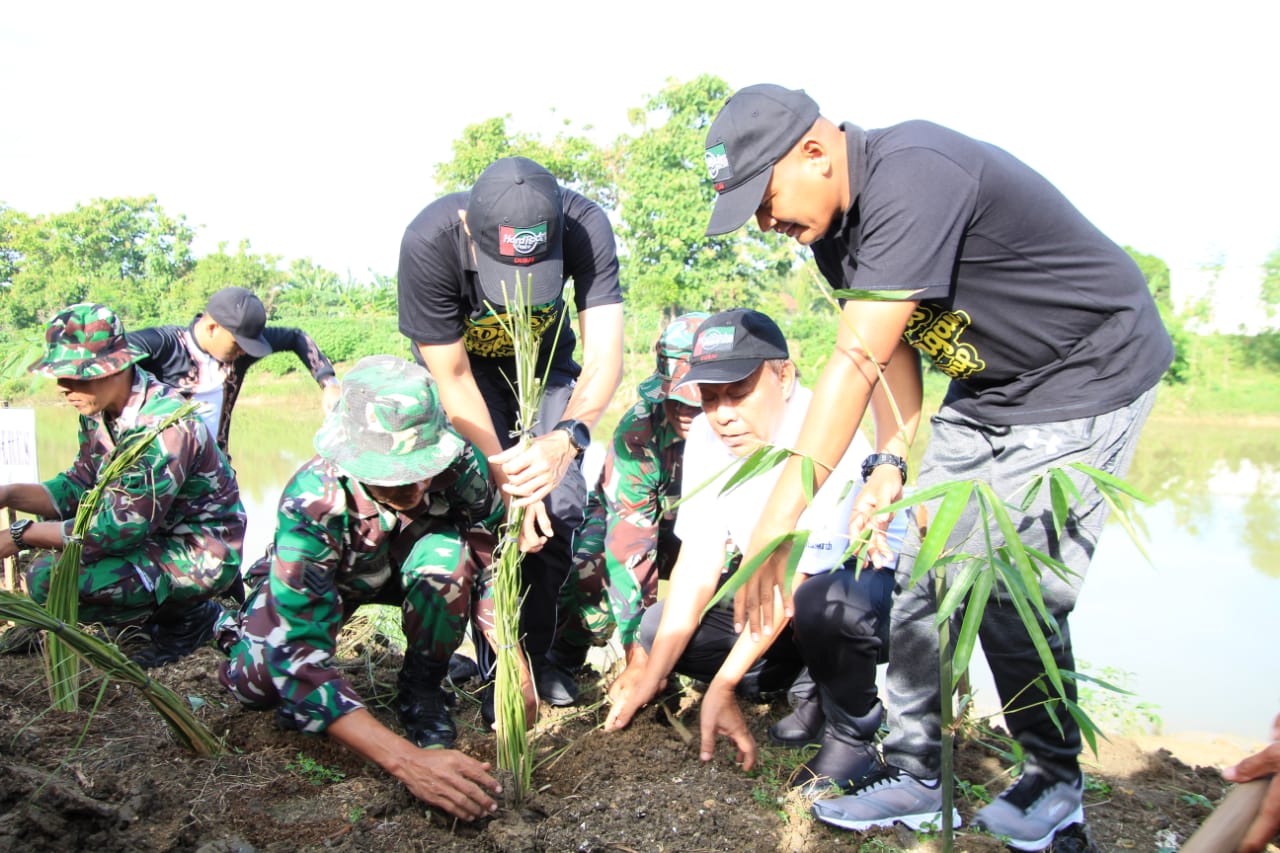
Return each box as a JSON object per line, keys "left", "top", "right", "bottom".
{"left": 974, "top": 770, "right": 1085, "bottom": 851}
{"left": 130, "top": 600, "right": 222, "bottom": 669}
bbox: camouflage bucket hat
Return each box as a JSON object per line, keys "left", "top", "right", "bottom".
{"left": 640, "top": 312, "right": 710, "bottom": 406}
{"left": 314, "top": 355, "right": 465, "bottom": 486}
{"left": 29, "top": 303, "right": 148, "bottom": 380}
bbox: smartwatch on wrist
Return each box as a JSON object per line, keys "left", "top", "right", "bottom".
{"left": 553, "top": 419, "right": 591, "bottom": 454}
{"left": 861, "top": 452, "right": 908, "bottom": 484}
{"left": 9, "top": 518, "right": 34, "bottom": 551}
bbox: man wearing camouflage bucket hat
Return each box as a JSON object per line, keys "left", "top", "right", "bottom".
{"left": 0, "top": 303, "right": 246, "bottom": 669}
{"left": 546, "top": 312, "right": 709, "bottom": 693}
{"left": 217, "top": 355, "right": 514, "bottom": 821}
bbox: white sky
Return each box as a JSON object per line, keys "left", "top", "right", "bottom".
{"left": 2, "top": 1, "right": 1277, "bottom": 286}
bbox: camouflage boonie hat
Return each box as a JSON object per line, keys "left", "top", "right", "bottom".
{"left": 314, "top": 355, "right": 465, "bottom": 486}
{"left": 640, "top": 312, "right": 710, "bottom": 406}
{"left": 29, "top": 303, "right": 147, "bottom": 380}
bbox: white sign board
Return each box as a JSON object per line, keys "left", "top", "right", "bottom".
{"left": 0, "top": 408, "right": 38, "bottom": 484}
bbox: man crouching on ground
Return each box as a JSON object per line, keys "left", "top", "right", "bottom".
{"left": 218, "top": 355, "right": 509, "bottom": 820}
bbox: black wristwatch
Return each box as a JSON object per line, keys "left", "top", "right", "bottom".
{"left": 9, "top": 518, "right": 34, "bottom": 551}
{"left": 861, "top": 452, "right": 908, "bottom": 484}
{"left": 553, "top": 419, "right": 591, "bottom": 454}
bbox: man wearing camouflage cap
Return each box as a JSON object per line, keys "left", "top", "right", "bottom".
{"left": 550, "top": 313, "right": 709, "bottom": 688}
{"left": 217, "top": 355, "right": 510, "bottom": 822}
{"left": 0, "top": 303, "right": 246, "bottom": 668}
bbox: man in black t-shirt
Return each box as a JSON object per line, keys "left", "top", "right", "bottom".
{"left": 398, "top": 157, "right": 623, "bottom": 706}
{"left": 699, "top": 85, "right": 1172, "bottom": 848}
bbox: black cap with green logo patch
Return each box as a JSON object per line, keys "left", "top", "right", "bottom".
{"left": 466, "top": 157, "right": 565, "bottom": 308}
{"left": 703, "top": 84, "right": 820, "bottom": 237}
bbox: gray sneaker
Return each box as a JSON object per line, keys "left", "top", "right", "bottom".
{"left": 974, "top": 771, "right": 1084, "bottom": 851}
{"left": 811, "top": 766, "right": 962, "bottom": 832}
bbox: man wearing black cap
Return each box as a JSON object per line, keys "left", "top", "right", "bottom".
{"left": 701, "top": 84, "right": 1173, "bottom": 846}
{"left": 128, "top": 286, "right": 342, "bottom": 453}
{"left": 397, "top": 156, "right": 623, "bottom": 705}
{"left": 604, "top": 308, "right": 900, "bottom": 798}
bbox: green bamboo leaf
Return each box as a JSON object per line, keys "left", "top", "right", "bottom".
{"left": 989, "top": 557, "right": 1065, "bottom": 698}
{"left": 1069, "top": 461, "right": 1152, "bottom": 503}
{"left": 907, "top": 480, "right": 974, "bottom": 589}
{"left": 1017, "top": 471, "right": 1047, "bottom": 513}
{"left": 1063, "top": 696, "right": 1103, "bottom": 757}
{"left": 950, "top": 566, "right": 993, "bottom": 690}
{"left": 800, "top": 455, "right": 816, "bottom": 504}
{"left": 828, "top": 288, "right": 919, "bottom": 302}
{"left": 1061, "top": 668, "right": 1135, "bottom": 696}
{"left": 936, "top": 558, "right": 980, "bottom": 619}
{"left": 702, "top": 530, "right": 809, "bottom": 616}
{"left": 1023, "top": 545, "right": 1075, "bottom": 585}
{"left": 879, "top": 480, "right": 957, "bottom": 515}
{"left": 1048, "top": 473, "right": 1071, "bottom": 538}
{"left": 718, "top": 445, "right": 791, "bottom": 495}
{"left": 977, "top": 482, "right": 1051, "bottom": 617}
{"left": 1048, "top": 467, "right": 1084, "bottom": 504}
{"left": 1093, "top": 483, "right": 1154, "bottom": 564}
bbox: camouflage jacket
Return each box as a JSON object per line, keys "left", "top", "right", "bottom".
{"left": 586, "top": 388, "right": 685, "bottom": 640}
{"left": 242, "top": 444, "right": 500, "bottom": 727}
{"left": 41, "top": 369, "right": 245, "bottom": 565}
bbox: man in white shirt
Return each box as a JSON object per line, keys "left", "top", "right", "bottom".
{"left": 605, "top": 308, "right": 899, "bottom": 794}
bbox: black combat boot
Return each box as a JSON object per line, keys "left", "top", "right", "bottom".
{"left": 769, "top": 668, "right": 825, "bottom": 748}
{"left": 532, "top": 639, "right": 588, "bottom": 707}
{"left": 397, "top": 652, "right": 457, "bottom": 748}
{"left": 792, "top": 696, "right": 883, "bottom": 796}
{"left": 130, "top": 599, "right": 223, "bottom": 670}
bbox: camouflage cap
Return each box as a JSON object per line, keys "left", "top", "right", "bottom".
{"left": 313, "top": 355, "right": 465, "bottom": 486}
{"left": 640, "top": 312, "right": 710, "bottom": 406}
{"left": 28, "top": 303, "right": 148, "bottom": 380}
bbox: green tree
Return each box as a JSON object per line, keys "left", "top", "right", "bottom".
{"left": 1260, "top": 242, "right": 1280, "bottom": 320}
{"left": 167, "top": 240, "right": 288, "bottom": 324}
{"left": 432, "top": 115, "right": 615, "bottom": 208}
{"left": 0, "top": 196, "right": 195, "bottom": 329}
{"left": 1124, "top": 245, "right": 1172, "bottom": 312}
{"left": 614, "top": 75, "right": 798, "bottom": 316}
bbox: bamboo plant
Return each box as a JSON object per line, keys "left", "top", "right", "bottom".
{"left": 43, "top": 402, "right": 199, "bottom": 711}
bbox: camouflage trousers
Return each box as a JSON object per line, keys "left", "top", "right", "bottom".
{"left": 220, "top": 527, "right": 484, "bottom": 722}
{"left": 556, "top": 507, "right": 681, "bottom": 650}
{"left": 26, "top": 531, "right": 240, "bottom": 625}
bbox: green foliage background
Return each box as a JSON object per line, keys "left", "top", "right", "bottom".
{"left": 3, "top": 75, "right": 1278, "bottom": 407}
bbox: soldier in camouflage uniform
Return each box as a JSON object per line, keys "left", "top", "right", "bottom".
{"left": 217, "top": 355, "right": 505, "bottom": 822}
{"left": 0, "top": 303, "right": 246, "bottom": 669}
{"left": 554, "top": 314, "right": 708, "bottom": 670}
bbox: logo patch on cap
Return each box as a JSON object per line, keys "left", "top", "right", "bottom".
{"left": 499, "top": 222, "right": 548, "bottom": 260}
{"left": 693, "top": 325, "right": 736, "bottom": 359}
{"left": 705, "top": 143, "right": 732, "bottom": 183}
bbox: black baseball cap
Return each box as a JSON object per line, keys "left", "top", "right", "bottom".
{"left": 675, "top": 308, "right": 790, "bottom": 389}
{"left": 205, "top": 286, "right": 271, "bottom": 357}
{"left": 703, "top": 84, "right": 820, "bottom": 237}
{"left": 466, "top": 157, "right": 565, "bottom": 308}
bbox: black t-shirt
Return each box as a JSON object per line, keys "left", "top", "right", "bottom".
{"left": 397, "top": 187, "right": 622, "bottom": 385}
{"left": 813, "top": 121, "right": 1173, "bottom": 425}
